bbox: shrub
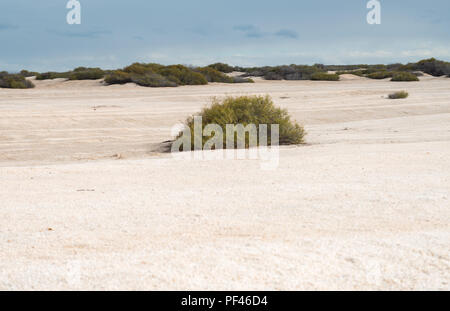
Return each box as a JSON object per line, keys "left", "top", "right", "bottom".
{"left": 158, "top": 65, "right": 208, "bottom": 85}
{"left": 232, "top": 77, "right": 255, "bottom": 83}
{"left": 391, "top": 72, "right": 419, "bottom": 81}
{"left": 367, "top": 71, "right": 393, "bottom": 79}
{"left": 104, "top": 70, "right": 132, "bottom": 84}
{"left": 388, "top": 91, "right": 409, "bottom": 99}
{"left": 176, "top": 95, "right": 305, "bottom": 150}
{"left": 242, "top": 65, "right": 324, "bottom": 80}
{"left": 0, "top": 72, "right": 35, "bottom": 89}
{"left": 123, "top": 63, "right": 164, "bottom": 74}
{"left": 412, "top": 58, "right": 450, "bottom": 76}
{"left": 131, "top": 73, "right": 177, "bottom": 87}
{"left": 196, "top": 67, "right": 233, "bottom": 83}
{"left": 310, "top": 72, "right": 340, "bottom": 81}
{"left": 105, "top": 64, "right": 208, "bottom": 87}
{"left": 208, "top": 63, "right": 235, "bottom": 73}
{"left": 336, "top": 70, "right": 365, "bottom": 76}
{"left": 68, "top": 67, "right": 105, "bottom": 80}
{"left": 36, "top": 71, "right": 71, "bottom": 80}
{"left": 19, "top": 70, "right": 39, "bottom": 77}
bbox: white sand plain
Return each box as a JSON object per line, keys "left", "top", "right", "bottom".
{"left": 0, "top": 75, "right": 449, "bottom": 290}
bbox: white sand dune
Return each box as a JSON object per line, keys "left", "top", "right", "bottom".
{"left": 0, "top": 77, "right": 449, "bottom": 290}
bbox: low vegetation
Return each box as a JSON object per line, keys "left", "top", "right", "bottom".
{"left": 106, "top": 63, "right": 207, "bottom": 86}
{"left": 407, "top": 58, "right": 450, "bottom": 76}
{"left": 195, "top": 67, "right": 233, "bottom": 83}
{"left": 0, "top": 72, "right": 35, "bottom": 89}
{"left": 391, "top": 72, "right": 419, "bottom": 82}
{"left": 6, "top": 58, "right": 449, "bottom": 88}
{"left": 242, "top": 65, "right": 324, "bottom": 81}
{"left": 207, "top": 63, "right": 236, "bottom": 73}
{"left": 367, "top": 71, "right": 393, "bottom": 79}
{"left": 68, "top": 67, "right": 105, "bottom": 80}
{"left": 388, "top": 91, "right": 409, "bottom": 99}
{"left": 36, "top": 67, "right": 105, "bottom": 80}
{"left": 310, "top": 72, "right": 340, "bottom": 81}
{"left": 19, "top": 70, "right": 39, "bottom": 77}
{"left": 176, "top": 95, "right": 305, "bottom": 151}
{"left": 232, "top": 77, "right": 254, "bottom": 83}
{"left": 336, "top": 70, "right": 365, "bottom": 76}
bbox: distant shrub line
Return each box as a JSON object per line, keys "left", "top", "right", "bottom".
{"left": 1, "top": 58, "right": 448, "bottom": 89}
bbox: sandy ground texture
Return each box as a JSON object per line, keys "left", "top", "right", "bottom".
{"left": 0, "top": 75, "right": 449, "bottom": 290}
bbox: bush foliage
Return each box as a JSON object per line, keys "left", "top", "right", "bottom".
{"left": 36, "top": 67, "right": 105, "bottom": 80}
{"left": 410, "top": 58, "right": 450, "bottom": 76}
{"left": 0, "top": 72, "right": 35, "bottom": 89}
{"left": 207, "top": 63, "right": 235, "bottom": 73}
{"left": 367, "top": 71, "right": 393, "bottom": 79}
{"left": 195, "top": 67, "right": 233, "bottom": 83}
{"left": 310, "top": 72, "right": 340, "bottom": 81}
{"left": 391, "top": 72, "right": 419, "bottom": 82}
{"left": 177, "top": 95, "right": 305, "bottom": 150}
{"left": 242, "top": 65, "right": 324, "bottom": 81}
{"left": 12, "top": 57, "right": 450, "bottom": 88}
{"left": 388, "top": 91, "right": 409, "bottom": 99}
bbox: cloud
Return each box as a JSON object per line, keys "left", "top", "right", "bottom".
{"left": 48, "top": 29, "right": 112, "bottom": 38}
{"left": 234, "top": 25, "right": 299, "bottom": 39}
{"left": 0, "top": 24, "right": 18, "bottom": 31}
{"left": 233, "top": 24, "right": 265, "bottom": 38}
{"left": 274, "top": 29, "right": 299, "bottom": 39}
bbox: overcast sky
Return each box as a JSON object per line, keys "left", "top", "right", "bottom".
{"left": 0, "top": 0, "right": 449, "bottom": 72}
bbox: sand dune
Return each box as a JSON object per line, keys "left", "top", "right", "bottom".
{"left": 0, "top": 77, "right": 449, "bottom": 290}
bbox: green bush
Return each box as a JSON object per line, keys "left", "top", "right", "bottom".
{"left": 19, "top": 70, "right": 39, "bottom": 77}
{"left": 391, "top": 72, "right": 419, "bottom": 82}
{"left": 177, "top": 95, "right": 305, "bottom": 150}
{"left": 388, "top": 91, "right": 409, "bottom": 99}
{"left": 208, "top": 63, "right": 235, "bottom": 73}
{"left": 196, "top": 67, "right": 233, "bottom": 83}
{"left": 336, "top": 70, "right": 365, "bottom": 76}
{"left": 310, "top": 72, "right": 340, "bottom": 81}
{"left": 105, "top": 64, "right": 208, "bottom": 87}
{"left": 232, "top": 77, "right": 255, "bottom": 83}
{"left": 36, "top": 71, "right": 71, "bottom": 80}
{"left": 131, "top": 73, "right": 177, "bottom": 87}
{"left": 367, "top": 71, "right": 393, "bottom": 79}
{"left": 123, "top": 63, "right": 164, "bottom": 74}
{"left": 242, "top": 65, "right": 324, "bottom": 80}
{"left": 158, "top": 65, "right": 208, "bottom": 85}
{"left": 68, "top": 67, "right": 105, "bottom": 80}
{"left": 104, "top": 70, "right": 132, "bottom": 84}
{"left": 412, "top": 58, "right": 450, "bottom": 76}
{"left": 0, "top": 72, "right": 35, "bottom": 89}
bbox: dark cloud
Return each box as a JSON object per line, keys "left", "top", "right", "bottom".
{"left": 0, "top": 23, "right": 18, "bottom": 31}
{"left": 274, "top": 29, "right": 299, "bottom": 39}
{"left": 48, "top": 29, "right": 112, "bottom": 38}
{"left": 233, "top": 24, "right": 265, "bottom": 38}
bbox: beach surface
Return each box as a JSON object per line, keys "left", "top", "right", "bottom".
{"left": 0, "top": 76, "right": 449, "bottom": 290}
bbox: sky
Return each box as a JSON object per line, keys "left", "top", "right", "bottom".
{"left": 0, "top": 0, "right": 449, "bottom": 72}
